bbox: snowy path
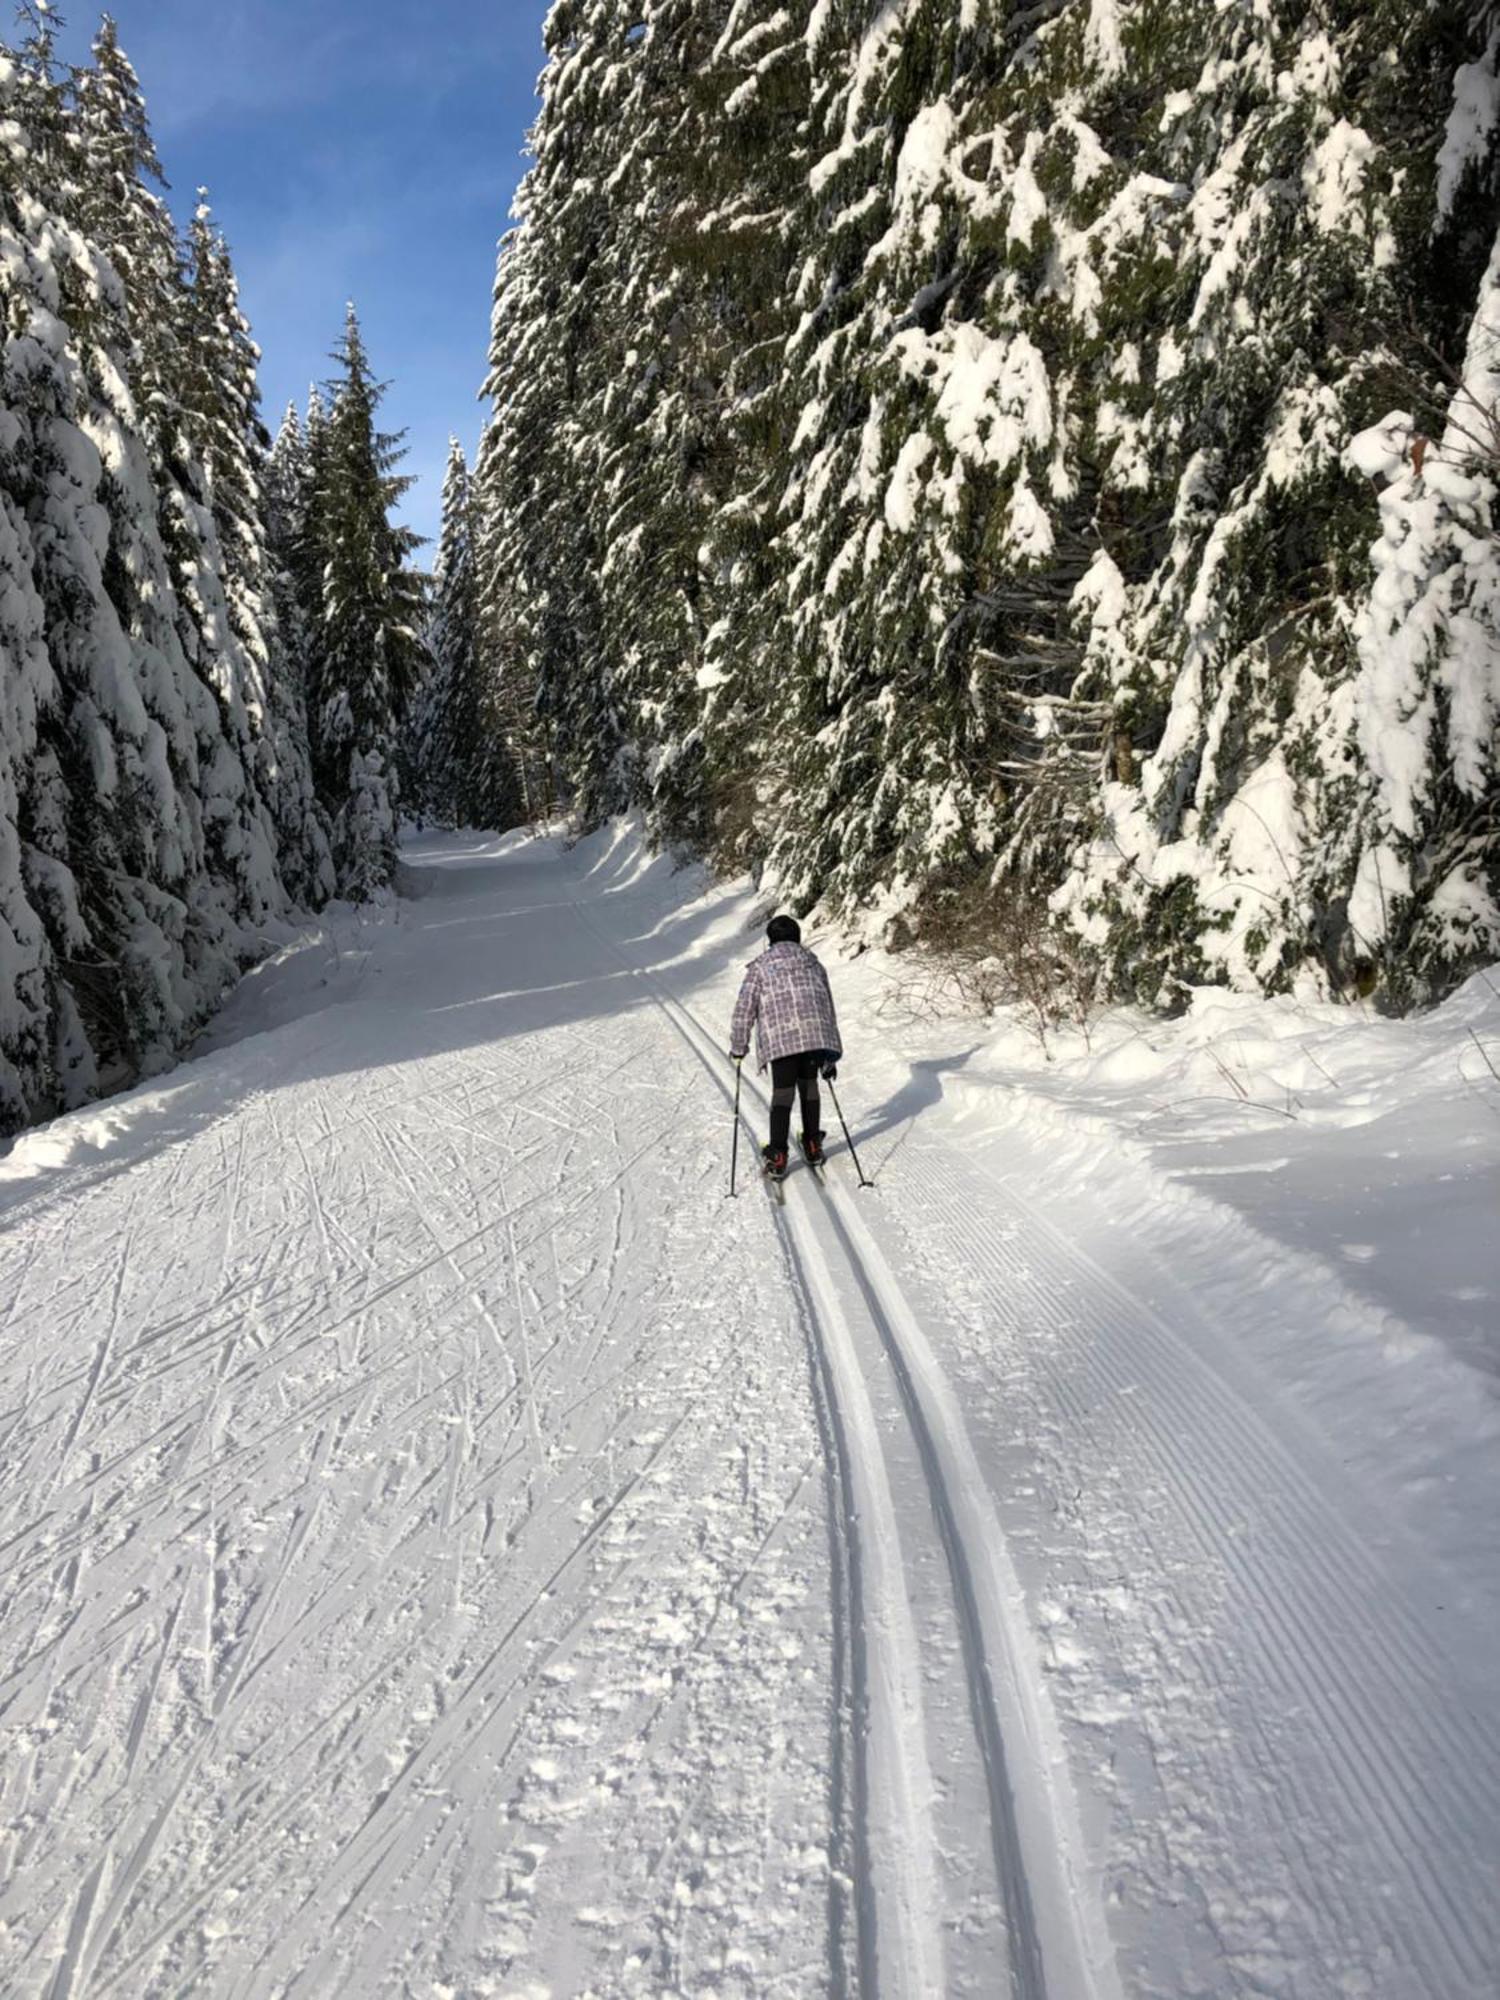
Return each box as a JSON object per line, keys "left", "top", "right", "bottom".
{"left": 1, "top": 830, "right": 1496, "bottom": 1999}
{"left": 569, "top": 892, "right": 1119, "bottom": 2000}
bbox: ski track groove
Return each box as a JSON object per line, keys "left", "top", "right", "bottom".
{"left": 93, "top": 1415, "right": 695, "bottom": 1997}
{"left": 45, "top": 1227, "right": 137, "bottom": 1502}
{"left": 567, "top": 887, "right": 1124, "bottom": 2000}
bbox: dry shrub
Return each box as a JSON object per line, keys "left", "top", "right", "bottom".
{"left": 886, "top": 870, "right": 1103, "bottom": 1052}
{"left": 707, "top": 765, "right": 765, "bottom": 877}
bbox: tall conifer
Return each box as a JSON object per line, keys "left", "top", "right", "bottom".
{"left": 311, "top": 306, "right": 428, "bottom": 895}
{"left": 418, "top": 438, "right": 518, "bottom": 827}
{"left": 0, "top": 10, "right": 338, "bottom": 1130}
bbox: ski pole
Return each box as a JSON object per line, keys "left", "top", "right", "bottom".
{"left": 825, "top": 1077, "right": 873, "bottom": 1188}
{"left": 729, "top": 1057, "right": 743, "bottom": 1197}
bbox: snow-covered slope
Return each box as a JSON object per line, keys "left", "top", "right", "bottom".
{"left": 0, "top": 827, "right": 1495, "bottom": 1998}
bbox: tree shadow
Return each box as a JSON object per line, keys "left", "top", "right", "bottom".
{"left": 0, "top": 829, "right": 756, "bottom": 1219}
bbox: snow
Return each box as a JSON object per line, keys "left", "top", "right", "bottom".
{"left": 1084, "top": 0, "right": 1125, "bottom": 82}
{"left": 1, "top": 824, "right": 1495, "bottom": 1998}
{"left": 1282, "top": 31, "right": 1341, "bottom": 105}
{"left": 890, "top": 98, "right": 953, "bottom": 209}
{"left": 1347, "top": 407, "right": 1414, "bottom": 483}
{"left": 1006, "top": 130, "right": 1046, "bottom": 246}
{"left": 882, "top": 427, "right": 933, "bottom": 531}
{"left": 1005, "top": 471, "right": 1054, "bottom": 560}
{"left": 1347, "top": 218, "right": 1500, "bottom": 889}
{"left": 891, "top": 322, "right": 1052, "bottom": 473}
{"left": 1302, "top": 118, "right": 1376, "bottom": 237}
{"left": 1436, "top": 31, "right": 1500, "bottom": 223}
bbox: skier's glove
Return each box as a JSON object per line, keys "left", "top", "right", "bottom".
{"left": 730, "top": 1050, "right": 745, "bottom": 1065}
{"left": 821, "top": 1060, "right": 838, "bottom": 1082}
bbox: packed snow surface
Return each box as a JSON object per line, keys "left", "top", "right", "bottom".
{"left": 0, "top": 826, "right": 1496, "bottom": 1998}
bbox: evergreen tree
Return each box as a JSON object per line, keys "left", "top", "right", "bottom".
{"left": 417, "top": 438, "right": 518, "bottom": 827}
{"left": 261, "top": 399, "right": 336, "bottom": 904}
{"left": 291, "top": 383, "right": 331, "bottom": 669}
{"left": 480, "top": 0, "right": 631, "bottom": 831}
{"left": 2, "top": 7, "right": 250, "bottom": 1110}
{"left": 587, "top": 0, "right": 815, "bottom": 853}
{"left": 1048, "top": 0, "right": 1500, "bottom": 1002}
{"left": 178, "top": 198, "right": 333, "bottom": 906}
{"left": 0, "top": 9, "right": 339, "bottom": 1132}
{"left": 471, "top": 418, "right": 550, "bottom": 825}
{"left": 71, "top": 27, "right": 332, "bottom": 921}
{"left": 685, "top": 0, "right": 815, "bottom": 868}
{"left": 311, "top": 306, "right": 428, "bottom": 895}
{"left": 70, "top": 33, "right": 288, "bottom": 938}
{"left": 477, "top": 0, "right": 813, "bottom": 851}
{"left": 1340, "top": 33, "right": 1500, "bottom": 994}
{"left": 70, "top": 13, "right": 181, "bottom": 430}
{"left": 0, "top": 16, "right": 71, "bottom": 1126}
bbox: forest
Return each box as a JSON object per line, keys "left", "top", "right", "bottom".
{"left": 2, "top": 0, "right": 1498, "bottom": 1133}
{"left": 476, "top": 0, "right": 1500, "bottom": 1014}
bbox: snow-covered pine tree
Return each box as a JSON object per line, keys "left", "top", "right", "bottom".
{"left": 72, "top": 38, "right": 294, "bottom": 942}
{"left": 571, "top": 0, "right": 709, "bottom": 845}
{"left": 560, "top": 0, "right": 743, "bottom": 851}
{"left": 470, "top": 417, "right": 551, "bottom": 827}
{"left": 1048, "top": 0, "right": 1500, "bottom": 1004}
{"left": 311, "top": 305, "right": 428, "bottom": 896}
{"left": 0, "top": 20, "right": 72, "bottom": 1127}
{"left": 478, "top": 0, "right": 815, "bottom": 853}
{"left": 425, "top": 434, "right": 463, "bottom": 822}
{"left": 72, "top": 23, "right": 333, "bottom": 921}
{"left": 70, "top": 13, "right": 181, "bottom": 441}
{"left": 1, "top": 7, "right": 254, "bottom": 1113}
{"left": 1336, "top": 5, "right": 1500, "bottom": 996}
{"left": 480, "top": 0, "right": 629, "bottom": 830}
{"left": 415, "top": 439, "right": 495, "bottom": 824}
{"left": 477, "top": 0, "right": 1498, "bottom": 1007}
{"left": 588, "top": 0, "right": 815, "bottom": 855}
{"left": 260, "top": 399, "right": 335, "bottom": 904}
{"left": 685, "top": 0, "right": 813, "bottom": 870}
{"left": 0, "top": 9, "right": 350, "bottom": 1132}
{"left": 760, "top": 0, "right": 1042, "bottom": 924}
{"left": 178, "top": 199, "right": 333, "bottom": 908}
{"left": 289, "top": 383, "right": 331, "bottom": 685}
{"left": 266, "top": 401, "right": 308, "bottom": 606}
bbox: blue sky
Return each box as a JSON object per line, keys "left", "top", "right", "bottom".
{"left": 57, "top": 0, "right": 555, "bottom": 546}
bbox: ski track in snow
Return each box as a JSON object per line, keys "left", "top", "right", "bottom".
{"left": 0, "top": 827, "right": 1496, "bottom": 1999}
{"left": 568, "top": 890, "right": 1119, "bottom": 2000}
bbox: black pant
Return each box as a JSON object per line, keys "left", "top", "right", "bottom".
{"left": 769, "top": 1052, "right": 822, "bottom": 1154}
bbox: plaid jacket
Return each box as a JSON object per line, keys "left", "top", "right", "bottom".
{"left": 729, "top": 942, "right": 843, "bottom": 1071}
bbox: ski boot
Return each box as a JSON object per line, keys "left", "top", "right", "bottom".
{"left": 800, "top": 1128, "right": 826, "bottom": 1167}
{"left": 762, "top": 1143, "right": 789, "bottom": 1181}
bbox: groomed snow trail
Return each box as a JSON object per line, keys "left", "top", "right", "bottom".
{"left": 569, "top": 892, "right": 1120, "bottom": 2000}
{"left": 1, "top": 828, "right": 1497, "bottom": 2000}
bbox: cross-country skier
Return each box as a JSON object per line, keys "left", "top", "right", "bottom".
{"left": 728, "top": 915, "right": 843, "bottom": 1180}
